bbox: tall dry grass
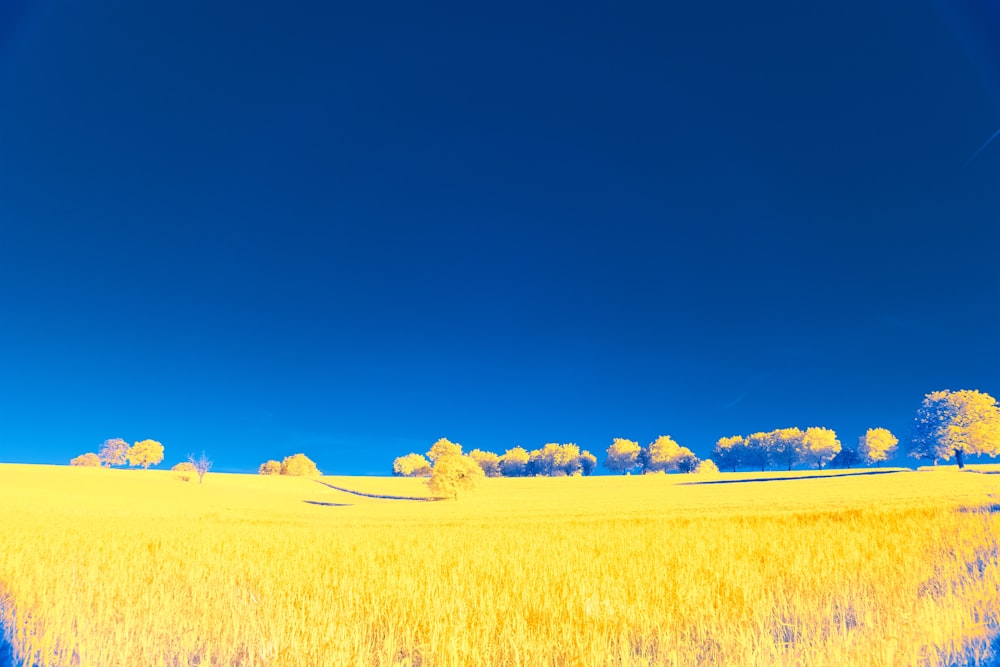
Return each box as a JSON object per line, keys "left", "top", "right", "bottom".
{"left": 0, "top": 464, "right": 999, "bottom": 666}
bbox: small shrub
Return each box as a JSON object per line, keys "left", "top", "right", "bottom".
{"left": 70, "top": 453, "right": 101, "bottom": 467}
{"left": 172, "top": 462, "right": 197, "bottom": 472}
{"left": 258, "top": 460, "right": 282, "bottom": 475}
{"left": 695, "top": 459, "right": 720, "bottom": 475}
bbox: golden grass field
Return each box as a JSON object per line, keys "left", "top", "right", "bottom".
{"left": 1, "top": 464, "right": 1000, "bottom": 666}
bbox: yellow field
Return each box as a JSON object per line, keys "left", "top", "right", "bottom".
{"left": 1, "top": 464, "right": 1000, "bottom": 666}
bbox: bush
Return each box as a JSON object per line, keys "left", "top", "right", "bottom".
{"left": 70, "top": 453, "right": 101, "bottom": 467}
{"left": 172, "top": 462, "right": 197, "bottom": 472}
{"left": 258, "top": 460, "right": 282, "bottom": 475}
{"left": 280, "top": 453, "right": 321, "bottom": 477}
{"left": 695, "top": 459, "right": 720, "bottom": 475}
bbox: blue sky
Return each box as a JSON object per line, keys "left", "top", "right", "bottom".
{"left": 1, "top": 0, "right": 999, "bottom": 474}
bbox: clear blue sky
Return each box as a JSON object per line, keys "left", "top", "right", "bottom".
{"left": 1, "top": 0, "right": 998, "bottom": 474}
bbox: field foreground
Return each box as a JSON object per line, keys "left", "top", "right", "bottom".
{"left": 1, "top": 465, "right": 1000, "bottom": 666}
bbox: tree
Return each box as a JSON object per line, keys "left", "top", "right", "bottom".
{"left": 712, "top": 436, "right": 745, "bottom": 472}
{"left": 189, "top": 452, "right": 212, "bottom": 484}
{"left": 98, "top": 438, "right": 129, "bottom": 468}
{"left": 579, "top": 450, "right": 597, "bottom": 476}
{"left": 427, "top": 438, "right": 462, "bottom": 463}
{"left": 907, "top": 389, "right": 1000, "bottom": 468}
{"left": 770, "top": 427, "right": 805, "bottom": 471}
{"left": 675, "top": 453, "right": 701, "bottom": 473}
{"left": 499, "top": 447, "right": 530, "bottom": 477}
{"left": 468, "top": 449, "right": 502, "bottom": 477}
{"left": 801, "top": 427, "right": 841, "bottom": 469}
{"left": 858, "top": 428, "right": 898, "bottom": 467}
{"left": 70, "top": 452, "right": 101, "bottom": 467}
{"left": 393, "top": 453, "right": 432, "bottom": 477}
{"left": 830, "top": 446, "right": 862, "bottom": 469}
{"left": 127, "top": 439, "right": 164, "bottom": 470}
{"left": 531, "top": 443, "right": 582, "bottom": 476}
{"left": 427, "top": 453, "right": 485, "bottom": 500}
{"left": 695, "top": 459, "right": 720, "bottom": 475}
{"left": 280, "top": 453, "right": 320, "bottom": 477}
{"left": 640, "top": 435, "right": 697, "bottom": 473}
{"left": 743, "top": 432, "right": 772, "bottom": 471}
{"left": 605, "top": 438, "right": 641, "bottom": 474}
{"left": 641, "top": 435, "right": 679, "bottom": 473}
{"left": 258, "top": 460, "right": 282, "bottom": 475}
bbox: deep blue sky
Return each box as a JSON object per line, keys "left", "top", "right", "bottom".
{"left": 1, "top": 0, "right": 999, "bottom": 474}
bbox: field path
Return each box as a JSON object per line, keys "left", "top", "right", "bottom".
{"left": 314, "top": 480, "right": 433, "bottom": 501}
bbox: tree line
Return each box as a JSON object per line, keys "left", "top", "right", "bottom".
{"left": 392, "top": 389, "right": 1000, "bottom": 485}
{"left": 70, "top": 438, "right": 213, "bottom": 482}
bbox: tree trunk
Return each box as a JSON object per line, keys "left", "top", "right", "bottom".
{"left": 955, "top": 448, "right": 965, "bottom": 469}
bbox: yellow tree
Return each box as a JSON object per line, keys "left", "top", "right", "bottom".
{"left": 393, "top": 453, "right": 432, "bottom": 477}
{"left": 258, "top": 460, "right": 282, "bottom": 475}
{"left": 426, "top": 438, "right": 462, "bottom": 463}
{"left": 642, "top": 435, "right": 695, "bottom": 473}
{"left": 801, "top": 427, "right": 841, "bottom": 469}
{"left": 605, "top": 438, "right": 641, "bottom": 474}
{"left": 98, "top": 438, "right": 129, "bottom": 467}
{"left": 281, "top": 453, "right": 321, "bottom": 477}
{"left": 499, "top": 446, "right": 530, "bottom": 477}
{"left": 127, "top": 439, "right": 165, "bottom": 470}
{"left": 858, "top": 427, "right": 898, "bottom": 467}
{"left": 70, "top": 452, "right": 101, "bottom": 467}
{"left": 579, "top": 450, "right": 598, "bottom": 476}
{"left": 427, "top": 453, "right": 485, "bottom": 499}
{"left": 908, "top": 389, "right": 1000, "bottom": 468}
{"left": 770, "top": 427, "right": 805, "bottom": 470}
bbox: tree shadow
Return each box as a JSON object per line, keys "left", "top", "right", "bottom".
{"left": 303, "top": 500, "right": 351, "bottom": 507}
{"left": 678, "top": 469, "right": 908, "bottom": 486}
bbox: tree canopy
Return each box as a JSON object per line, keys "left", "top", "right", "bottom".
{"left": 98, "top": 438, "right": 129, "bottom": 467}
{"left": 907, "top": 389, "right": 1000, "bottom": 467}
{"left": 427, "top": 452, "right": 484, "bottom": 499}
{"left": 70, "top": 452, "right": 101, "bottom": 467}
{"left": 127, "top": 439, "right": 164, "bottom": 470}
{"left": 393, "top": 453, "right": 432, "bottom": 477}
{"left": 604, "top": 438, "right": 641, "bottom": 474}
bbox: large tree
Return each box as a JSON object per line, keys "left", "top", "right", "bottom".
{"left": 858, "top": 427, "right": 898, "bottom": 467}
{"left": 427, "top": 453, "right": 485, "bottom": 500}
{"left": 907, "top": 389, "right": 1000, "bottom": 468}
{"left": 743, "top": 432, "right": 773, "bottom": 471}
{"left": 800, "top": 427, "right": 841, "bottom": 469}
{"left": 98, "top": 438, "right": 129, "bottom": 467}
{"left": 280, "top": 453, "right": 320, "bottom": 477}
{"left": 127, "top": 439, "right": 164, "bottom": 470}
{"left": 426, "top": 438, "right": 462, "bottom": 463}
{"left": 641, "top": 435, "right": 696, "bottom": 473}
{"left": 712, "top": 435, "right": 745, "bottom": 472}
{"left": 604, "top": 438, "right": 641, "bottom": 474}
{"left": 770, "top": 428, "right": 805, "bottom": 471}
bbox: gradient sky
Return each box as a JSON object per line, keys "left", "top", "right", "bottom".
{"left": 1, "top": 0, "right": 999, "bottom": 474}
